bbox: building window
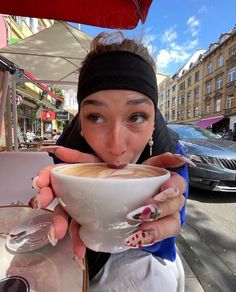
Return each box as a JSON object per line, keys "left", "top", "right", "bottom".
{"left": 167, "top": 100, "right": 170, "bottom": 108}
{"left": 207, "top": 63, "right": 213, "bottom": 74}
{"left": 177, "top": 111, "right": 181, "bottom": 120}
{"left": 206, "top": 80, "right": 212, "bottom": 94}
{"left": 187, "top": 92, "right": 192, "bottom": 102}
{"left": 187, "top": 109, "right": 191, "bottom": 118}
{"left": 178, "top": 96, "right": 184, "bottom": 105}
{"left": 206, "top": 103, "right": 210, "bottom": 114}
{"left": 217, "top": 54, "right": 224, "bottom": 68}
{"left": 187, "top": 76, "right": 192, "bottom": 87}
{"left": 181, "top": 110, "right": 184, "bottom": 120}
{"left": 215, "top": 98, "right": 221, "bottom": 112}
{"left": 194, "top": 106, "right": 199, "bottom": 117}
{"left": 179, "top": 82, "right": 185, "bottom": 91}
{"left": 165, "top": 89, "right": 170, "bottom": 97}
{"left": 172, "top": 84, "right": 176, "bottom": 93}
{"left": 160, "top": 94, "right": 163, "bottom": 101}
{"left": 171, "top": 109, "right": 176, "bottom": 120}
{"left": 227, "top": 66, "right": 236, "bottom": 83}
{"left": 195, "top": 71, "right": 200, "bottom": 82}
{"left": 194, "top": 88, "right": 199, "bottom": 98}
{"left": 172, "top": 97, "right": 176, "bottom": 105}
{"left": 178, "top": 96, "right": 181, "bottom": 105}
{"left": 226, "top": 95, "right": 234, "bottom": 109}
{"left": 229, "top": 45, "right": 236, "bottom": 57}
{"left": 216, "top": 75, "right": 223, "bottom": 90}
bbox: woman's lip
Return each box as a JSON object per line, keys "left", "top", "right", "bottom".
{"left": 107, "top": 163, "right": 128, "bottom": 169}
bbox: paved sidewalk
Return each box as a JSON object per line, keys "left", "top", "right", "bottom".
{"left": 177, "top": 244, "right": 204, "bottom": 292}
{"left": 177, "top": 244, "right": 205, "bottom": 292}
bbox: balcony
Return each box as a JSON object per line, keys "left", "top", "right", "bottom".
{"left": 226, "top": 80, "right": 236, "bottom": 91}
{"left": 226, "top": 55, "right": 236, "bottom": 66}
{"left": 225, "top": 108, "right": 232, "bottom": 114}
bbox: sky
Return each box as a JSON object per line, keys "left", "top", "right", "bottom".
{"left": 76, "top": 0, "right": 236, "bottom": 76}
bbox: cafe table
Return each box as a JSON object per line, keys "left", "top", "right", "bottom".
{"left": 0, "top": 205, "right": 87, "bottom": 291}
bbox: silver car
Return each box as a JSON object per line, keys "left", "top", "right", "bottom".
{"left": 168, "top": 124, "right": 236, "bottom": 192}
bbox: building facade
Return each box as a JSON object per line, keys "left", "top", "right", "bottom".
{"left": 0, "top": 15, "right": 69, "bottom": 140}
{"left": 158, "top": 26, "right": 236, "bottom": 133}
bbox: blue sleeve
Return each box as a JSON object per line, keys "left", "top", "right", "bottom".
{"left": 142, "top": 141, "right": 189, "bottom": 261}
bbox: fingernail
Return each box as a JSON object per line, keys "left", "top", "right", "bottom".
{"left": 47, "top": 225, "right": 58, "bottom": 246}
{"left": 154, "top": 187, "right": 179, "bottom": 200}
{"left": 125, "top": 229, "right": 158, "bottom": 248}
{"left": 32, "top": 176, "right": 39, "bottom": 190}
{"left": 174, "top": 154, "right": 196, "bottom": 167}
{"left": 28, "top": 194, "right": 41, "bottom": 209}
{"left": 127, "top": 204, "right": 161, "bottom": 222}
{"left": 40, "top": 146, "right": 60, "bottom": 153}
{"left": 73, "top": 255, "right": 85, "bottom": 270}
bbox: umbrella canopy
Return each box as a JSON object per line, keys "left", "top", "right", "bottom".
{"left": 0, "top": 22, "right": 92, "bottom": 89}
{"left": 0, "top": 0, "right": 153, "bottom": 29}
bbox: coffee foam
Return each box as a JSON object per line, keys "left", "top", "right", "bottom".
{"left": 59, "top": 164, "right": 163, "bottom": 179}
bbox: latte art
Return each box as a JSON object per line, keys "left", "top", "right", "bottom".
{"left": 59, "top": 164, "right": 163, "bottom": 179}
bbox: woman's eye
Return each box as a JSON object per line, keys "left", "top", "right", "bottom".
{"left": 87, "top": 114, "right": 104, "bottom": 123}
{"left": 130, "top": 114, "right": 147, "bottom": 123}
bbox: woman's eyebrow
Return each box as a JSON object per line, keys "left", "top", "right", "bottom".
{"left": 81, "top": 99, "right": 105, "bottom": 107}
{"left": 127, "top": 98, "right": 153, "bottom": 105}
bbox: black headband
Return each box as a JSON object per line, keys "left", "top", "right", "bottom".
{"left": 77, "top": 51, "right": 158, "bottom": 109}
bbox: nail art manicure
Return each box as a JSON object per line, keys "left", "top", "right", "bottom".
{"left": 127, "top": 204, "right": 161, "bottom": 222}
{"left": 174, "top": 154, "right": 196, "bottom": 167}
{"left": 73, "top": 255, "right": 85, "bottom": 270}
{"left": 28, "top": 194, "right": 41, "bottom": 209}
{"left": 125, "top": 229, "right": 158, "bottom": 248}
{"left": 154, "top": 187, "right": 179, "bottom": 200}
{"left": 32, "top": 176, "right": 39, "bottom": 190}
{"left": 47, "top": 225, "right": 58, "bottom": 246}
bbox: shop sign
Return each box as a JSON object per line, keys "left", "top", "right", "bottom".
{"left": 56, "top": 111, "right": 69, "bottom": 120}
{"left": 41, "top": 110, "right": 55, "bottom": 121}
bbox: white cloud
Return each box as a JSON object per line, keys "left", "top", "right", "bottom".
{"left": 142, "top": 33, "right": 158, "bottom": 56}
{"left": 186, "top": 39, "right": 199, "bottom": 50}
{"left": 186, "top": 16, "right": 200, "bottom": 37}
{"left": 156, "top": 46, "right": 191, "bottom": 69}
{"left": 155, "top": 16, "right": 201, "bottom": 72}
{"left": 161, "top": 27, "right": 178, "bottom": 43}
{"left": 156, "top": 49, "right": 172, "bottom": 68}
{"left": 156, "top": 38, "right": 199, "bottom": 70}
{"left": 198, "top": 5, "right": 208, "bottom": 14}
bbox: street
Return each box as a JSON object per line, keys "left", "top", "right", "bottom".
{"left": 177, "top": 187, "right": 236, "bottom": 292}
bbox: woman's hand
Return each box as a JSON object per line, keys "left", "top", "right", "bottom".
{"left": 30, "top": 146, "right": 101, "bottom": 269}
{"left": 124, "top": 152, "right": 192, "bottom": 248}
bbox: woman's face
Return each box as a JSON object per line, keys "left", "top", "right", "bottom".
{"left": 80, "top": 90, "right": 155, "bottom": 167}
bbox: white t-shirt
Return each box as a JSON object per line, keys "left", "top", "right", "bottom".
{"left": 90, "top": 248, "right": 185, "bottom": 292}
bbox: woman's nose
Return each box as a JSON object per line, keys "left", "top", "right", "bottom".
{"left": 107, "top": 125, "right": 127, "bottom": 157}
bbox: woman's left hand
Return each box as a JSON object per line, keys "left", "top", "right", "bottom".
{"left": 124, "top": 152, "right": 193, "bottom": 248}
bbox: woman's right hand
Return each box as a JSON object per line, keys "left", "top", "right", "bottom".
{"left": 29, "top": 146, "right": 101, "bottom": 268}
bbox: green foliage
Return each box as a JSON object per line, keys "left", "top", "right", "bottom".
{"left": 50, "top": 87, "right": 64, "bottom": 99}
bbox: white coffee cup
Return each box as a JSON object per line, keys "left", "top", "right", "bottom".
{"left": 51, "top": 163, "right": 170, "bottom": 253}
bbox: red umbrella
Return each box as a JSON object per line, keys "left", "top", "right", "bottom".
{"left": 0, "top": 0, "right": 153, "bottom": 29}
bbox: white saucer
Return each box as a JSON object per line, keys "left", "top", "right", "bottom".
{"left": 6, "top": 213, "right": 53, "bottom": 253}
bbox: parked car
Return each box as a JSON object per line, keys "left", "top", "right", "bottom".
{"left": 221, "top": 131, "right": 236, "bottom": 142}
{"left": 168, "top": 124, "right": 236, "bottom": 192}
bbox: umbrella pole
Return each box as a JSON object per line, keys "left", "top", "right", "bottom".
{"left": 11, "top": 78, "right": 19, "bottom": 151}
{"left": 0, "top": 71, "right": 10, "bottom": 138}
{"left": 5, "top": 86, "right": 12, "bottom": 151}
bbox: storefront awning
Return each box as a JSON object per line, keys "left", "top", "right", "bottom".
{"left": 195, "top": 116, "right": 224, "bottom": 128}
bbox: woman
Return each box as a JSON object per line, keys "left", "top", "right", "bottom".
{"left": 30, "top": 32, "right": 191, "bottom": 291}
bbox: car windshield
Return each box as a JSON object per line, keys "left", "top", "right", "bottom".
{"left": 168, "top": 124, "right": 221, "bottom": 140}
